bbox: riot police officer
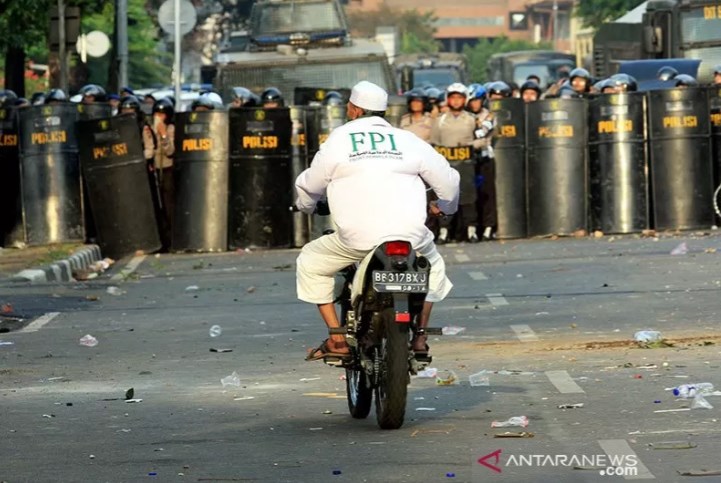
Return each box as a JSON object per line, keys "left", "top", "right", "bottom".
{"left": 520, "top": 80, "right": 541, "bottom": 103}
{"left": 425, "top": 87, "right": 442, "bottom": 118}
{"left": 79, "top": 84, "right": 107, "bottom": 104}
{"left": 674, "top": 74, "right": 698, "bottom": 88}
{"left": 466, "top": 84, "right": 486, "bottom": 115}
{"left": 322, "top": 91, "right": 344, "bottom": 106}
{"left": 400, "top": 88, "right": 432, "bottom": 142}
{"left": 657, "top": 66, "right": 678, "bottom": 82}
{"left": 230, "top": 87, "right": 260, "bottom": 108}
{"left": 261, "top": 87, "right": 284, "bottom": 108}
{"left": 569, "top": 68, "right": 591, "bottom": 95}
{"left": 143, "top": 97, "right": 175, "bottom": 251}
{"left": 192, "top": 92, "right": 224, "bottom": 111}
{"left": 0, "top": 90, "right": 18, "bottom": 107}
{"left": 608, "top": 74, "right": 638, "bottom": 93}
{"left": 44, "top": 89, "right": 67, "bottom": 105}
{"left": 430, "top": 83, "right": 488, "bottom": 243}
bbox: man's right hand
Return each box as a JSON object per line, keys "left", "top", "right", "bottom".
{"left": 429, "top": 202, "right": 444, "bottom": 218}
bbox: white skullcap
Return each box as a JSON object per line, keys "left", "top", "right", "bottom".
{"left": 349, "top": 81, "right": 388, "bottom": 111}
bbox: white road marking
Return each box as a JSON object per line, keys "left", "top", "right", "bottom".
{"left": 111, "top": 255, "right": 147, "bottom": 282}
{"left": 545, "top": 370, "right": 586, "bottom": 394}
{"left": 468, "top": 271, "right": 487, "bottom": 280}
{"left": 455, "top": 253, "right": 470, "bottom": 263}
{"left": 486, "top": 293, "right": 509, "bottom": 306}
{"left": 598, "top": 439, "right": 655, "bottom": 480}
{"left": 510, "top": 324, "right": 539, "bottom": 342}
{"left": 19, "top": 312, "right": 61, "bottom": 333}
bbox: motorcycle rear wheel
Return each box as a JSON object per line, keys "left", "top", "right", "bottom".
{"left": 374, "top": 308, "right": 410, "bottom": 429}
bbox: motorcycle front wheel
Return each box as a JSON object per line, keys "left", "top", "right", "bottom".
{"left": 346, "top": 366, "right": 373, "bottom": 418}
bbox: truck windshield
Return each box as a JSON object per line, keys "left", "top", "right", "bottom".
{"left": 680, "top": 6, "right": 721, "bottom": 44}
{"left": 513, "top": 64, "right": 550, "bottom": 87}
{"left": 252, "top": 2, "right": 343, "bottom": 35}
{"left": 412, "top": 69, "right": 460, "bottom": 89}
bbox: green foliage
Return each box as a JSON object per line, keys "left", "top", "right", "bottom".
{"left": 575, "top": 0, "right": 646, "bottom": 30}
{"left": 347, "top": 4, "right": 438, "bottom": 54}
{"left": 463, "top": 36, "right": 551, "bottom": 83}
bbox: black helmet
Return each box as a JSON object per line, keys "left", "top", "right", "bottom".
{"left": 322, "top": 91, "right": 344, "bottom": 106}
{"left": 31, "top": 92, "right": 46, "bottom": 105}
{"left": 520, "top": 80, "right": 541, "bottom": 96}
{"left": 45, "top": 88, "right": 67, "bottom": 104}
{"left": 0, "top": 89, "right": 18, "bottom": 107}
{"left": 152, "top": 97, "right": 175, "bottom": 120}
{"left": 231, "top": 87, "right": 259, "bottom": 107}
{"left": 79, "top": 84, "right": 107, "bottom": 102}
{"left": 405, "top": 87, "right": 428, "bottom": 106}
{"left": 674, "top": 74, "right": 698, "bottom": 87}
{"left": 656, "top": 66, "right": 679, "bottom": 82}
{"left": 488, "top": 81, "right": 512, "bottom": 98}
{"left": 558, "top": 85, "right": 581, "bottom": 99}
{"left": 120, "top": 95, "right": 141, "bottom": 112}
{"left": 424, "top": 87, "right": 442, "bottom": 104}
{"left": 608, "top": 73, "right": 638, "bottom": 92}
{"left": 260, "top": 87, "right": 284, "bottom": 107}
{"left": 15, "top": 97, "right": 31, "bottom": 108}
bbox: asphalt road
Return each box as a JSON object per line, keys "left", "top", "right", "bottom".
{"left": 2, "top": 232, "right": 721, "bottom": 483}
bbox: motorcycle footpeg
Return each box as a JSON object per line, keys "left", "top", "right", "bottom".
{"left": 419, "top": 327, "right": 443, "bottom": 336}
{"left": 323, "top": 357, "right": 345, "bottom": 367}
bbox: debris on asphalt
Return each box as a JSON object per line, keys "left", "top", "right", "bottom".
{"left": 416, "top": 367, "right": 438, "bottom": 378}
{"left": 84, "top": 295, "right": 99, "bottom": 301}
{"left": 300, "top": 377, "right": 321, "bottom": 382}
{"left": 436, "top": 370, "right": 458, "bottom": 385}
{"left": 209, "top": 348, "right": 233, "bottom": 353}
{"left": 78, "top": 334, "right": 99, "bottom": 347}
{"left": 246, "top": 286, "right": 256, "bottom": 293}
{"left": 233, "top": 396, "right": 255, "bottom": 401}
{"left": 273, "top": 264, "right": 292, "bottom": 271}
{"left": 654, "top": 408, "right": 691, "bottom": 413}
{"left": 333, "top": 470, "right": 342, "bottom": 475}
{"left": 185, "top": 285, "right": 199, "bottom": 292}
{"left": 209, "top": 325, "right": 222, "bottom": 337}
{"left": 634, "top": 330, "right": 662, "bottom": 343}
{"left": 220, "top": 371, "right": 241, "bottom": 387}
{"left": 494, "top": 432, "right": 534, "bottom": 438}
{"left": 442, "top": 326, "right": 466, "bottom": 335}
{"left": 309, "top": 427, "right": 323, "bottom": 431}
{"left": 106, "top": 286, "right": 125, "bottom": 296}
{"left": 691, "top": 394, "right": 713, "bottom": 409}
{"left": 415, "top": 407, "right": 436, "bottom": 411}
{"left": 469, "top": 371, "right": 490, "bottom": 387}
{"left": 670, "top": 242, "right": 688, "bottom": 255}
{"left": 557, "top": 403, "right": 584, "bottom": 409}
{"left": 672, "top": 383, "right": 715, "bottom": 398}
{"left": 42, "top": 414, "right": 55, "bottom": 418}
{"left": 641, "top": 229, "right": 657, "bottom": 237}
{"left": 125, "top": 388, "right": 134, "bottom": 400}
{"left": 322, "top": 410, "right": 333, "bottom": 414}
{"left": 125, "top": 399, "right": 143, "bottom": 403}
{"left": 0, "top": 340, "right": 15, "bottom": 346}
{"left": 649, "top": 441, "right": 697, "bottom": 450}
{"left": 491, "top": 416, "right": 529, "bottom": 428}
{"left": 637, "top": 364, "right": 658, "bottom": 369}
{"left": 677, "top": 469, "right": 721, "bottom": 477}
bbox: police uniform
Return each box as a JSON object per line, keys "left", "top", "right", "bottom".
{"left": 399, "top": 112, "right": 433, "bottom": 142}
{"left": 430, "top": 110, "right": 486, "bottom": 240}
{"left": 143, "top": 123, "right": 175, "bottom": 249}
{"left": 474, "top": 108, "right": 497, "bottom": 236}
{"left": 295, "top": 81, "right": 460, "bottom": 305}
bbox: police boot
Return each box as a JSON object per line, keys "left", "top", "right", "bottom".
{"left": 467, "top": 226, "right": 479, "bottom": 243}
{"left": 482, "top": 226, "right": 494, "bottom": 241}
{"left": 437, "top": 227, "right": 449, "bottom": 245}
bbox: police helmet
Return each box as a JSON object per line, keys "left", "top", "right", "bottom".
{"left": 424, "top": 87, "right": 442, "bottom": 103}
{"left": 152, "top": 97, "right": 175, "bottom": 119}
{"left": 79, "top": 84, "right": 107, "bottom": 102}
{"left": 468, "top": 84, "right": 486, "bottom": 100}
{"left": 192, "top": 92, "right": 224, "bottom": 110}
{"left": 231, "top": 87, "right": 259, "bottom": 107}
{"left": 520, "top": 80, "right": 542, "bottom": 96}
{"left": 260, "top": 87, "right": 284, "bottom": 107}
{"left": 45, "top": 88, "right": 67, "bottom": 104}
{"left": 120, "top": 86, "right": 134, "bottom": 96}
{"left": 322, "top": 91, "right": 344, "bottom": 106}
{"left": 569, "top": 68, "right": 591, "bottom": 82}
{"left": 0, "top": 89, "right": 18, "bottom": 107}
{"left": 608, "top": 73, "right": 638, "bottom": 92}
{"left": 446, "top": 82, "right": 468, "bottom": 97}
{"left": 558, "top": 85, "right": 581, "bottom": 99}
{"left": 488, "top": 81, "right": 512, "bottom": 98}
{"left": 120, "top": 95, "right": 141, "bottom": 112}
{"left": 405, "top": 87, "right": 428, "bottom": 102}
{"left": 656, "top": 66, "right": 679, "bottom": 82}
{"left": 30, "top": 92, "right": 46, "bottom": 105}
{"left": 674, "top": 74, "right": 698, "bottom": 87}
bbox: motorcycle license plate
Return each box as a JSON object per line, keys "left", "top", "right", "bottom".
{"left": 372, "top": 271, "right": 428, "bottom": 293}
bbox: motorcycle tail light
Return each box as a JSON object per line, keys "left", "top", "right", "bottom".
{"left": 395, "top": 312, "right": 411, "bottom": 323}
{"left": 385, "top": 241, "right": 411, "bottom": 257}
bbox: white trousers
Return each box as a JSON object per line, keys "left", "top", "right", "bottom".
{"left": 296, "top": 232, "right": 452, "bottom": 304}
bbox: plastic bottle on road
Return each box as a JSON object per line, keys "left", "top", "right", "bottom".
{"left": 634, "top": 330, "right": 662, "bottom": 343}
{"left": 672, "top": 383, "right": 715, "bottom": 398}
{"left": 209, "top": 325, "right": 222, "bottom": 337}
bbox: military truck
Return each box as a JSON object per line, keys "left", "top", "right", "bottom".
{"left": 487, "top": 51, "right": 576, "bottom": 88}
{"left": 208, "top": 0, "right": 396, "bottom": 100}
{"left": 393, "top": 53, "right": 468, "bottom": 91}
{"left": 593, "top": 0, "right": 721, "bottom": 82}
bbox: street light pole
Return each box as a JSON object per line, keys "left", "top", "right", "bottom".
{"left": 174, "top": 0, "right": 181, "bottom": 106}
{"left": 117, "top": 0, "right": 129, "bottom": 88}
{"left": 58, "top": 0, "right": 68, "bottom": 93}
{"left": 552, "top": 0, "right": 559, "bottom": 51}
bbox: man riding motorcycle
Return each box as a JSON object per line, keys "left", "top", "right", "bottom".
{"left": 294, "top": 81, "right": 460, "bottom": 361}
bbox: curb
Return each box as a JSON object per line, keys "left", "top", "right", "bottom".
{"left": 13, "top": 245, "right": 102, "bottom": 284}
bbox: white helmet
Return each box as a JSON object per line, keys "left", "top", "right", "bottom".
{"left": 446, "top": 82, "right": 468, "bottom": 97}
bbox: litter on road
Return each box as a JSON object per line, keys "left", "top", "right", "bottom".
{"left": 494, "top": 432, "right": 534, "bottom": 438}
{"left": 436, "top": 371, "right": 458, "bottom": 385}
{"left": 442, "top": 326, "right": 466, "bottom": 335}
{"left": 557, "top": 403, "right": 584, "bottom": 409}
{"left": 649, "top": 441, "right": 698, "bottom": 450}
{"left": 416, "top": 368, "right": 438, "bottom": 378}
{"left": 78, "top": 334, "right": 98, "bottom": 347}
{"left": 491, "top": 416, "right": 529, "bottom": 428}
{"left": 221, "top": 371, "right": 241, "bottom": 387}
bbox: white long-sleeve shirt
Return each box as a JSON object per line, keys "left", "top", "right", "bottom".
{"left": 295, "top": 116, "right": 460, "bottom": 251}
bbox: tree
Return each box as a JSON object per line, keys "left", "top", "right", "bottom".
{"left": 463, "top": 37, "right": 551, "bottom": 83}
{"left": 575, "top": 0, "right": 646, "bottom": 30}
{"left": 347, "top": 3, "right": 440, "bottom": 55}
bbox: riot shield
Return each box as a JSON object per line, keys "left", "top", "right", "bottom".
{"left": 172, "top": 110, "right": 229, "bottom": 252}
{"left": 0, "top": 107, "right": 23, "bottom": 246}
{"left": 588, "top": 92, "right": 649, "bottom": 234}
{"left": 293, "top": 87, "right": 350, "bottom": 106}
{"left": 710, "top": 86, "right": 721, "bottom": 194}
{"left": 648, "top": 87, "right": 713, "bottom": 231}
{"left": 489, "top": 98, "right": 526, "bottom": 239}
{"left": 435, "top": 146, "right": 476, "bottom": 205}
{"left": 19, "top": 104, "right": 84, "bottom": 245}
{"left": 77, "top": 115, "right": 161, "bottom": 258}
{"left": 76, "top": 102, "right": 113, "bottom": 121}
{"left": 228, "top": 108, "right": 293, "bottom": 248}
{"left": 526, "top": 98, "right": 588, "bottom": 237}
{"left": 290, "top": 106, "right": 310, "bottom": 247}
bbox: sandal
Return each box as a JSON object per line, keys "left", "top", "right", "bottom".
{"left": 306, "top": 338, "right": 350, "bottom": 361}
